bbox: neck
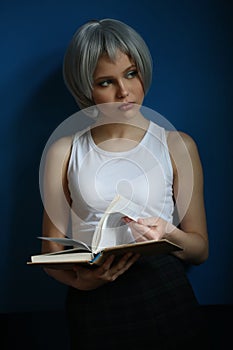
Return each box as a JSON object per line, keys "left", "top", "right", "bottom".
{"left": 93, "top": 111, "right": 149, "bottom": 136}
{"left": 90, "top": 118, "right": 150, "bottom": 152}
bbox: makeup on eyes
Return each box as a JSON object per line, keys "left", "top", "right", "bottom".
{"left": 94, "top": 66, "right": 138, "bottom": 87}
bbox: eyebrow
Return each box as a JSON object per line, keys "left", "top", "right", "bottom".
{"left": 94, "top": 64, "right": 137, "bottom": 82}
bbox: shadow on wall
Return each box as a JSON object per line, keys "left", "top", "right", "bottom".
{"left": 5, "top": 65, "right": 78, "bottom": 312}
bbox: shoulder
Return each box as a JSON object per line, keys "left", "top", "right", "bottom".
{"left": 45, "top": 136, "right": 73, "bottom": 163}
{"left": 167, "top": 130, "right": 199, "bottom": 157}
{"left": 166, "top": 131, "right": 202, "bottom": 178}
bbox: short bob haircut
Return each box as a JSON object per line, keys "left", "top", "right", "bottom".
{"left": 63, "top": 18, "right": 153, "bottom": 110}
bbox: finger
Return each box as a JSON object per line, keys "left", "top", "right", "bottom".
{"left": 122, "top": 216, "right": 135, "bottom": 223}
{"left": 129, "top": 221, "right": 153, "bottom": 239}
{"left": 100, "top": 254, "right": 115, "bottom": 272}
{"left": 115, "top": 252, "right": 133, "bottom": 270}
{"left": 123, "top": 253, "right": 140, "bottom": 269}
{"left": 72, "top": 265, "right": 87, "bottom": 280}
{"left": 129, "top": 221, "right": 149, "bottom": 233}
{"left": 111, "top": 253, "right": 140, "bottom": 280}
{"left": 137, "top": 217, "right": 159, "bottom": 227}
{"left": 73, "top": 265, "right": 85, "bottom": 273}
{"left": 112, "top": 252, "right": 138, "bottom": 274}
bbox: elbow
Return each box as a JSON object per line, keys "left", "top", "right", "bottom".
{"left": 178, "top": 235, "right": 209, "bottom": 265}
{"left": 202, "top": 242, "right": 209, "bottom": 263}
{"left": 194, "top": 252, "right": 208, "bottom": 266}
{"left": 193, "top": 239, "right": 209, "bottom": 265}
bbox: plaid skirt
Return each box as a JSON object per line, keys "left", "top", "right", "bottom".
{"left": 66, "top": 255, "right": 206, "bottom": 349}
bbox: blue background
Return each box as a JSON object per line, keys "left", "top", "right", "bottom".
{"left": 1, "top": 0, "right": 232, "bottom": 313}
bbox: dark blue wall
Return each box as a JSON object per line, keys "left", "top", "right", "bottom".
{"left": 1, "top": 0, "right": 232, "bottom": 312}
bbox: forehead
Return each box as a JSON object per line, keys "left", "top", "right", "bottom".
{"left": 93, "top": 51, "right": 135, "bottom": 77}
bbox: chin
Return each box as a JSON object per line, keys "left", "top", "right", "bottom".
{"left": 97, "top": 102, "right": 142, "bottom": 123}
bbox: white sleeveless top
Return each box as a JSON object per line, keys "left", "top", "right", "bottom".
{"left": 67, "top": 121, "right": 174, "bottom": 245}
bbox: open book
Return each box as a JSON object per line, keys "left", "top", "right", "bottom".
{"left": 27, "top": 195, "right": 182, "bottom": 269}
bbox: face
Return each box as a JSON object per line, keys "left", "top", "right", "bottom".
{"left": 92, "top": 51, "right": 144, "bottom": 119}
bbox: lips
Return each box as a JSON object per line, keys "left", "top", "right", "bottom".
{"left": 118, "top": 102, "right": 135, "bottom": 111}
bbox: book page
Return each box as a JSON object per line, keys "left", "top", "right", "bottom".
{"left": 38, "top": 237, "right": 92, "bottom": 252}
{"left": 94, "top": 225, "right": 134, "bottom": 252}
{"left": 92, "top": 195, "right": 143, "bottom": 252}
{"left": 31, "top": 249, "right": 93, "bottom": 263}
{"left": 105, "top": 194, "right": 143, "bottom": 220}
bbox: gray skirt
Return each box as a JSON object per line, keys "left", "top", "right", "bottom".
{"left": 66, "top": 255, "right": 206, "bottom": 349}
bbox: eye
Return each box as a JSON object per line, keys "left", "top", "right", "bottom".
{"left": 98, "top": 80, "right": 112, "bottom": 87}
{"left": 126, "top": 70, "right": 138, "bottom": 79}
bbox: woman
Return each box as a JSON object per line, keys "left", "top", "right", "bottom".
{"left": 41, "top": 19, "right": 209, "bottom": 349}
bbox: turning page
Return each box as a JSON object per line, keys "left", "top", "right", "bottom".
{"left": 92, "top": 195, "right": 144, "bottom": 252}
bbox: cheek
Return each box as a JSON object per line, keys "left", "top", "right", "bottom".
{"left": 136, "top": 84, "right": 145, "bottom": 99}
{"left": 134, "top": 79, "right": 144, "bottom": 95}
{"left": 92, "top": 90, "right": 113, "bottom": 104}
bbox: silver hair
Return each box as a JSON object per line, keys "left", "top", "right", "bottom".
{"left": 63, "top": 18, "right": 153, "bottom": 109}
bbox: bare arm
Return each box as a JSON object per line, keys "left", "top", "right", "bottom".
{"left": 127, "top": 131, "right": 209, "bottom": 265}
{"left": 41, "top": 136, "right": 78, "bottom": 286}
{"left": 41, "top": 136, "right": 139, "bottom": 290}
{"left": 166, "top": 131, "right": 208, "bottom": 264}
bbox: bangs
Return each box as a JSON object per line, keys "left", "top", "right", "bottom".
{"left": 86, "top": 28, "right": 130, "bottom": 63}
{"left": 101, "top": 32, "right": 129, "bottom": 61}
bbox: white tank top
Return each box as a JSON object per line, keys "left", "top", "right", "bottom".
{"left": 67, "top": 121, "right": 174, "bottom": 244}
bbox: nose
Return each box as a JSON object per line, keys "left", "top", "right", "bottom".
{"left": 117, "top": 81, "right": 129, "bottom": 99}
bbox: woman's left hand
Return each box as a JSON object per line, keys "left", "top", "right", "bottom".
{"left": 123, "top": 216, "right": 175, "bottom": 242}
